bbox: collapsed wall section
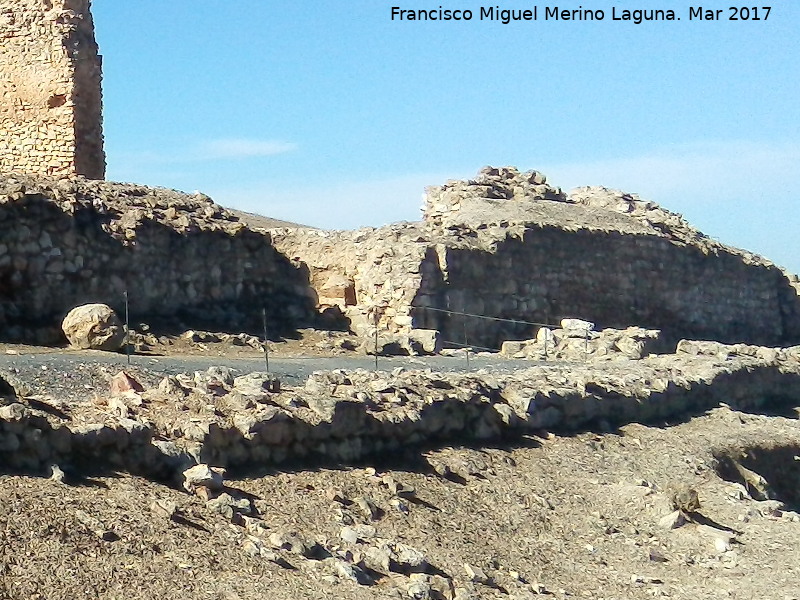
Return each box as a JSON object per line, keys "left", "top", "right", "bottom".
{"left": 270, "top": 225, "right": 431, "bottom": 335}
{"left": 0, "top": 176, "right": 314, "bottom": 342}
{"left": 0, "top": 0, "right": 104, "bottom": 178}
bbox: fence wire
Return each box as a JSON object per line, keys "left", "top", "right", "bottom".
{"left": 412, "top": 304, "right": 592, "bottom": 368}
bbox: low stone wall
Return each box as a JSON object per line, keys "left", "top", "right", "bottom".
{"left": 1, "top": 342, "right": 798, "bottom": 480}
{"left": 0, "top": 176, "right": 315, "bottom": 342}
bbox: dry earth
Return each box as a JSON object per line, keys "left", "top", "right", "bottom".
{"left": 1, "top": 338, "right": 800, "bottom": 600}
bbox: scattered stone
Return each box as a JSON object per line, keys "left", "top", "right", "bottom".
{"left": 405, "top": 577, "right": 434, "bottom": 599}
{"left": 206, "top": 493, "right": 252, "bottom": 520}
{"left": 340, "top": 524, "right": 376, "bottom": 544}
{"left": 234, "top": 372, "right": 281, "bottom": 395}
{"left": 382, "top": 475, "right": 415, "bottom": 497}
{"left": 392, "top": 542, "right": 428, "bottom": 574}
{"left": 390, "top": 497, "right": 411, "bottom": 515}
{"left": 109, "top": 371, "right": 144, "bottom": 396}
{"left": 182, "top": 464, "right": 225, "bottom": 493}
{"left": 354, "top": 495, "right": 380, "bottom": 521}
{"left": 658, "top": 510, "right": 687, "bottom": 530}
{"left": 671, "top": 484, "right": 700, "bottom": 513}
{"left": 61, "top": 304, "right": 126, "bottom": 351}
{"left": 648, "top": 547, "right": 668, "bottom": 563}
{"left": 463, "top": 563, "right": 489, "bottom": 584}
{"left": 74, "top": 509, "right": 119, "bottom": 542}
{"left": 560, "top": 318, "right": 594, "bottom": 333}
{"left": 268, "top": 531, "right": 314, "bottom": 557}
{"left": 49, "top": 464, "right": 65, "bottom": 483}
{"left": 150, "top": 499, "right": 177, "bottom": 520}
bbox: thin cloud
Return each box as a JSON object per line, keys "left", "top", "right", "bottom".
{"left": 110, "top": 138, "right": 297, "bottom": 168}
{"left": 539, "top": 140, "right": 800, "bottom": 201}
{"left": 195, "top": 138, "right": 298, "bottom": 160}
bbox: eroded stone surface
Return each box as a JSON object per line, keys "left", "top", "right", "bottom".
{"left": 0, "top": 0, "right": 104, "bottom": 178}
{"left": 272, "top": 166, "right": 800, "bottom": 350}
{"left": 62, "top": 303, "right": 125, "bottom": 351}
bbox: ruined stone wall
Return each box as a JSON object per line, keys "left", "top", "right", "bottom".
{"left": 414, "top": 169, "right": 800, "bottom": 348}
{"left": 270, "top": 226, "right": 430, "bottom": 335}
{"left": 0, "top": 0, "right": 104, "bottom": 179}
{"left": 1, "top": 342, "right": 798, "bottom": 475}
{"left": 413, "top": 228, "right": 800, "bottom": 349}
{"left": 274, "top": 167, "right": 800, "bottom": 350}
{"left": 0, "top": 176, "right": 314, "bottom": 343}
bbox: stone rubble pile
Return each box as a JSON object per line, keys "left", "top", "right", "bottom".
{"left": 501, "top": 321, "right": 669, "bottom": 361}
{"left": 0, "top": 341, "right": 798, "bottom": 480}
{"left": 422, "top": 165, "right": 566, "bottom": 224}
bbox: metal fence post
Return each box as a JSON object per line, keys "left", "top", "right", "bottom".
{"left": 374, "top": 312, "right": 379, "bottom": 371}
{"left": 124, "top": 290, "right": 130, "bottom": 366}
{"left": 463, "top": 322, "right": 470, "bottom": 370}
{"left": 268, "top": 306, "right": 269, "bottom": 373}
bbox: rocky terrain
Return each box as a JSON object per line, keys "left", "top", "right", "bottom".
{"left": 1, "top": 335, "right": 800, "bottom": 599}
{"left": 2, "top": 166, "right": 800, "bottom": 600}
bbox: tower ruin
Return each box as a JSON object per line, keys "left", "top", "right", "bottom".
{"left": 0, "top": 0, "right": 105, "bottom": 179}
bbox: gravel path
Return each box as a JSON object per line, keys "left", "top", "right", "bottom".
{"left": 0, "top": 348, "right": 538, "bottom": 388}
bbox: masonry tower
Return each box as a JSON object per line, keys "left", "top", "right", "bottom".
{"left": 0, "top": 0, "right": 105, "bottom": 179}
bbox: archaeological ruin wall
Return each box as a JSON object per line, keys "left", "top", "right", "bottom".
{"left": 274, "top": 167, "right": 800, "bottom": 350}
{"left": 270, "top": 225, "right": 431, "bottom": 336}
{"left": 418, "top": 171, "right": 800, "bottom": 348}
{"left": 0, "top": 0, "right": 105, "bottom": 179}
{"left": 413, "top": 227, "right": 800, "bottom": 349}
{"left": 0, "top": 177, "right": 314, "bottom": 343}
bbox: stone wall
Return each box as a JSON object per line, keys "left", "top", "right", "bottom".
{"left": 413, "top": 226, "right": 799, "bottom": 348}
{"left": 0, "top": 0, "right": 104, "bottom": 179}
{"left": 0, "top": 175, "right": 315, "bottom": 343}
{"left": 1, "top": 342, "right": 798, "bottom": 477}
{"left": 270, "top": 225, "right": 431, "bottom": 335}
{"left": 413, "top": 169, "right": 800, "bottom": 348}
{"left": 274, "top": 167, "right": 800, "bottom": 349}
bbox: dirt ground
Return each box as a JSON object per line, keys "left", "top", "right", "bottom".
{"left": 2, "top": 357, "right": 799, "bottom": 600}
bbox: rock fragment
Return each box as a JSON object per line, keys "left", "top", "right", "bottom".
{"left": 61, "top": 303, "right": 126, "bottom": 351}
{"left": 182, "top": 463, "right": 225, "bottom": 494}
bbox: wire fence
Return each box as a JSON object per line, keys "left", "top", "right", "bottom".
{"left": 414, "top": 305, "right": 588, "bottom": 357}
{"left": 120, "top": 289, "right": 591, "bottom": 373}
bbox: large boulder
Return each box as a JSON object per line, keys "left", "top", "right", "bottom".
{"left": 61, "top": 303, "right": 126, "bottom": 351}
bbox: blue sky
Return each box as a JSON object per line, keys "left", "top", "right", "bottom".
{"left": 92, "top": 1, "right": 799, "bottom": 274}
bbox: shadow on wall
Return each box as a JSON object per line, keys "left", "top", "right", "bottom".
{"left": 0, "top": 194, "right": 318, "bottom": 344}
{"left": 411, "top": 228, "right": 800, "bottom": 349}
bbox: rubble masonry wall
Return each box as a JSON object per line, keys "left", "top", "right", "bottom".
{"left": 1, "top": 344, "right": 799, "bottom": 476}
{"left": 0, "top": 186, "right": 315, "bottom": 342}
{"left": 0, "top": 0, "right": 104, "bottom": 178}
{"left": 272, "top": 223, "right": 800, "bottom": 349}
{"left": 413, "top": 227, "right": 800, "bottom": 348}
